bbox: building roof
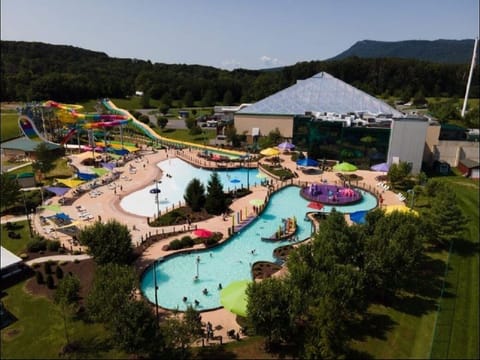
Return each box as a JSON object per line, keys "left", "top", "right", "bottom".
{"left": 237, "top": 72, "right": 404, "bottom": 117}
{"left": 0, "top": 137, "right": 60, "bottom": 152}
{"left": 1, "top": 246, "right": 23, "bottom": 271}
{"left": 459, "top": 158, "right": 480, "bottom": 169}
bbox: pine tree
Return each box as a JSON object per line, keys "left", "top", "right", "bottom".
{"left": 205, "top": 172, "right": 227, "bottom": 215}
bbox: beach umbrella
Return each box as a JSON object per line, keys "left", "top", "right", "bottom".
{"left": 193, "top": 228, "right": 213, "bottom": 238}
{"left": 260, "top": 147, "right": 280, "bottom": 156}
{"left": 249, "top": 199, "right": 265, "bottom": 206}
{"left": 307, "top": 201, "right": 324, "bottom": 210}
{"left": 370, "top": 162, "right": 390, "bottom": 172}
{"left": 277, "top": 141, "right": 295, "bottom": 151}
{"left": 220, "top": 280, "right": 251, "bottom": 317}
{"left": 350, "top": 210, "right": 367, "bottom": 224}
{"left": 296, "top": 158, "right": 318, "bottom": 167}
{"left": 384, "top": 204, "right": 419, "bottom": 216}
{"left": 333, "top": 162, "right": 358, "bottom": 172}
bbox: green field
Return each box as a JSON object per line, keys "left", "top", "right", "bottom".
{"left": 1, "top": 111, "right": 22, "bottom": 142}
{"left": 1, "top": 220, "right": 30, "bottom": 255}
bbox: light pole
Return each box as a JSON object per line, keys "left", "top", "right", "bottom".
{"left": 153, "top": 179, "right": 160, "bottom": 216}
{"left": 407, "top": 189, "right": 415, "bottom": 209}
{"left": 153, "top": 260, "right": 159, "bottom": 322}
{"left": 196, "top": 255, "right": 200, "bottom": 279}
{"left": 21, "top": 191, "right": 33, "bottom": 237}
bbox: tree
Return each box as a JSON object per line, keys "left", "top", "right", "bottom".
{"left": 223, "top": 90, "right": 234, "bottom": 105}
{"left": 387, "top": 161, "right": 412, "bottom": 187}
{"left": 205, "top": 172, "right": 228, "bottom": 215}
{"left": 0, "top": 173, "right": 21, "bottom": 210}
{"left": 78, "top": 219, "right": 133, "bottom": 265}
{"left": 111, "top": 300, "right": 164, "bottom": 357}
{"left": 201, "top": 89, "right": 217, "bottom": 107}
{"left": 159, "top": 103, "right": 170, "bottom": 115}
{"left": 54, "top": 274, "right": 81, "bottom": 346}
{"left": 141, "top": 91, "right": 151, "bottom": 108}
{"left": 86, "top": 263, "right": 136, "bottom": 324}
{"left": 32, "top": 142, "right": 57, "bottom": 180}
{"left": 184, "top": 178, "right": 206, "bottom": 212}
{"left": 183, "top": 91, "right": 194, "bottom": 107}
{"left": 157, "top": 116, "right": 169, "bottom": 130}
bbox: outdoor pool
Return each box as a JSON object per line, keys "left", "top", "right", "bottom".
{"left": 120, "top": 158, "right": 260, "bottom": 217}
{"left": 140, "top": 185, "right": 378, "bottom": 311}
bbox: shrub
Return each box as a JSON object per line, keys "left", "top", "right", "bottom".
{"left": 47, "top": 240, "right": 61, "bottom": 252}
{"left": 168, "top": 239, "right": 182, "bottom": 250}
{"left": 204, "top": 237, "right": 219, "bottom": 246}
{"left": 46, "top": 274, "right": 54, "bottom": 289}
{"left": 73, "top": 250, "right": 82, "bottom": 255}
{"left": 36, "top": 271, "right": 44, "bottom": 284}
{"left": 73, "top": 259, "right": 80, "bottom": 264}
{"left": 55, "top": 266, "right": 64, "bottom": 279}
{"left": 27, "top": 239, "right": 47, "bottom": 252}
{"left": 180, "top": 236, "right": 195, "bottom": 248}
{"left": 59, "top": 261, "right": 68, "bottom": 266}
{"left": 20, "top": 253, "right": 29, "bottom": 260}
{"left": 44, "top": 262, "right": 52, "bottom": 274}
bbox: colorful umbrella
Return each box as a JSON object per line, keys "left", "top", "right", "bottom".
{"left": 350, "top": 210, "right": 367, "bottom": 224}
{"left": 220, "top": 279, "right": 251, "bottom": 317}
{"left": 296, "top": 158, "right": 318, "bottom": 167}
{"left": 193, "top": 228, "right": 213, "bottom": 238}
{"left": 249, "top": 199, "right": 265, "bottom": 206}
{"left": 384, "top": 204, "right": 419, "bottom": 216}
{"left": 333, "top": 162, "right": 358, "bottom": 172}
{"left": 370, "top": 162, "right": 390, "bottom": 172}
{"left": 260, "top": 147, "right": 280, "bottom": 156}
{"left": 277, "top": 141, "right": 295, "bottom": 151}
{"left": 307, "top": 201, "right": 324, "bottom": 210}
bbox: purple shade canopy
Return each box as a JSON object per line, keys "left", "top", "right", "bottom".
{"left": 44, "top": 186, "right": 70, "bottom": 196}
{"left": 370, "top": 162, "right": 390, "bottom": 172}
{"left": 101, "top": 162, "right": 115, "bottom": 171}
{"left": 277, "top": 141, "right": 295, "bottom": 150}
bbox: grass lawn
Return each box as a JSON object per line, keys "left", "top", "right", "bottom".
{"left": 1, "top": 110, "right": 22, "bottom": 142}
{"left": 158, "top": 128, "right": 217, "bottom": 145}
{"left": 1, "top": 220, "right": 30, "bottom": 255}
{"left": 0, "top": 281, "right": 128, "bottom": 359}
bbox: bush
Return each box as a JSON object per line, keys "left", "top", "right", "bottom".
{"left": 168, "top": 239, "right": 182, "bottom": 250}
{"left": 20, "top": 253, "right": 29, "bottom": 260}
{"left": 55, "top": 266, "right": 64, "bottom": 279}
{"left": 180, "top": 236, "right": 195, "bottom": 248}
{"left": 46, "top": 274, "right": 54, "bottom": 289}
{"left": 36, "top": 271, "right": 44, "bottom": 284}
{"left": 27, "top": 239, "right": 47, "bottom": 252}
{"left": 44, "top": 262, "right": 52, "bottom": 274}
{"left": 47, "top": 240, "right": 61, "bottom": 252}
{"left": 73, "top": 250, "right": 82, "bottom": 255}
{"left": 73, "top": 259, "right": 80, "bottom": 264}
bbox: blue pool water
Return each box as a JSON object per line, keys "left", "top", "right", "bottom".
{"left": 120, "top": 158, "right": 260, "bottom": 217}
{"left": 141, "top": 185, "right": 377, "bottom": 311}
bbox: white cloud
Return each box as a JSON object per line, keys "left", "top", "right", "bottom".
{"left": 220, "top": 59, "right": 242, "bottom": 70}
{"left": 260, "top": 55, "right": 281, "bottom": 67}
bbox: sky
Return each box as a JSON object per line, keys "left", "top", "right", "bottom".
{"left": 1, "top": 0, "right": 478, "bottom": 70}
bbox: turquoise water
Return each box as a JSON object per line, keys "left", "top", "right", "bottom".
{"left": 120, "top": 158, "right": 260, "bottom": 217}
{"left": 140, "top": 185, "right": 377, "bottom": 311}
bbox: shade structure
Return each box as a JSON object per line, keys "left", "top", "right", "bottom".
{"left": 91, "top": 167, "right": 109, "bottom": 176}
{"left": 256, "top": 172, "right": 268, "bottom": 179}
{"left": 333, "top": 162, "right": 358, "bottom": 172}
{"left": 220, "top": 280, "right": 251, "bottom": 317}
{"left": 39, "top": 204, "right": 62, "bottom": 213}
{"left": 384, "top": 204, "right": 419, "bottom": 216}
{"left": 370, "top": 162, "right": 390, "bottom": 172}
{"left": 54, "top": 212, "right": 73, "bottom": 221}
{"left": 230, "top": 178, "right": 241, "bottom": 183}
{"left": 296, "top": 158, "right": 318, "bottom": 167}
{"left": 55, "top": 178, "right": 85, "bottom": 188}
{"left": 249, "top": 199, "right": 265, "bottom": 206}
{"left": 277, "top": 141, "right": 295, "bottom": 151}
{"left": 193, "top": 228, "right": 213, "bottom": 238}
{"left": 307, "top": 201, "right": 324, "bottom": 210}
{"left": 101, "top": 162, "right": 116, "bottom": 171}
{"left": 260, "top": 147, "right": 280, "bottom": 156}
{"left": 44, "top": 186, "right": 70, "bottom": 197}
{"left": 350, "top": 210, "right": 367, "bottom": 224}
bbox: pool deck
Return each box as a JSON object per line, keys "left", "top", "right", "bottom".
{"left": 31, "top": 147, "right": 404, "bottom": 342}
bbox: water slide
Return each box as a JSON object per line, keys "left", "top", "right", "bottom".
{"left": 101, "top": 99, "right": 245, "bottom": 156}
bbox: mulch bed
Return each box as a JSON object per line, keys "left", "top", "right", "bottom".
{"left": 25, "top": 259, "right": 96, "bottom": 304}
{"left": 252, "top": 262, "right": 282, "bottom": 280}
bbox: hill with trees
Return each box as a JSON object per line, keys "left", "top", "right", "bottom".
{"left": 1, "top": 40, "right": 478, "bottom": 104}
{"left": 330, "top": 39, "right": 478, "bottom": 64}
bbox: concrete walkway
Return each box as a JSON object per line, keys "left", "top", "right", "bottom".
{"left": 25, "top": 254, "right": 91, "bottom": 266}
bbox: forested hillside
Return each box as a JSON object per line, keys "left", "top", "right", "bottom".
{"left": 1, "top": 41, "right": 478, "bottom": 104}
{"left": 331, "top": 39, "right": 478, "bottom": 64}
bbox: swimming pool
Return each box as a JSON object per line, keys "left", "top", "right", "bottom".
{"left": 120, "top": 158, "right": 260, "bottom": 217}
{"left": 140, "top": 185, "right": 377, "bottom": 311}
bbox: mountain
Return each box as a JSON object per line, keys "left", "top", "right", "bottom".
{"left": 330, "top": 39, "right": 477, "bottom": 64}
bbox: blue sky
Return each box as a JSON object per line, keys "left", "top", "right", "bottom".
{"left": 1, "top": 0, "right": 478, "bottom": 70}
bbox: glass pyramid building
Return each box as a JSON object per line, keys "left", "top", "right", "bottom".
{"left": 237, "top": 72, "right": 403, "bottom": 117}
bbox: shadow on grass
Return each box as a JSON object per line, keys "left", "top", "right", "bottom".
{"left": 194, "top": 344, "right": 238, "bottom": 359}
{"left": 451, "top": 238, "right": 479, "bottom": 258}
{"left": 349, "top": 313, "right": 397, "bottom": 342}
{"left": 66, "top": 334, "right": 116, "bottom": 359}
